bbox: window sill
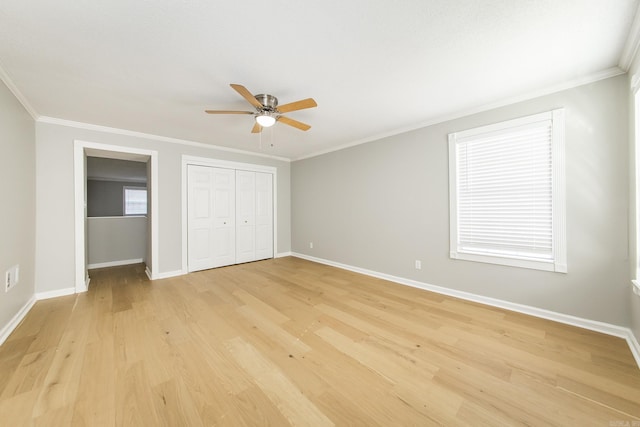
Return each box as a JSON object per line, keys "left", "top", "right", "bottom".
{"left": 451, "top": 251, "right": 566, "bottom": 273}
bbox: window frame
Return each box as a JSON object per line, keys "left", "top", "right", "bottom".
{"left": 633, "top": 78, "right": 640, "bottom": 283}
{"left": 448, "top": 109, "right": 566, "bottom": 273}
{"left": 123, "top": 186, "right": 148, "bottom": 216}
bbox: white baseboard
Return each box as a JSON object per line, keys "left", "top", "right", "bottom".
{"left": 275, "top": 251, "right": 293, "bottom": 258}
{"left": 36, "top": 287, "right": 76, "bottom": 300}
{"left": 626, "top": 330, "right": 640, "bottom": 368}
{"left": 0, "top": 295, "right": 36, "bottom": 346}
{"left": 75, "top": 275, "right": 89, "bottom": 293}
{"left": 88, "top": 258, "right": 143, "bottom": 269}
{"left": 292, "top": 252, "right": 640, "bottom": 369}
{"left": 147, "top": 268, "right": 185, "bottom": 281}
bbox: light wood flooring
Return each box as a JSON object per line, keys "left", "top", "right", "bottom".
{"left": 1, "top": 257, "right": 639, "bottom": 425}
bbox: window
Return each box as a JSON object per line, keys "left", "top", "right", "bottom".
{"left": 123, "top": 187, "right": 147, "bottom": 216}
{"left": 448, "top": 109, "right": 566, "bottom": 272}
{"left": 634, "top": 79, "right": 640, "bottom": 282}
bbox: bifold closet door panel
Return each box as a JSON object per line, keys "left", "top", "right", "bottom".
{"left": 187, "top": 165, "right": 236, "bottom": 272}
{"left": 236, "top": 170, "right": 256, "bottom": 263}
{"left": 211, "top": 167, "right": 236, "bottom": 267}
{"left": 255, "top": 172, "right": 273, "bottom": 260}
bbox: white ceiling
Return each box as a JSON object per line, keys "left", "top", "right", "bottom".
{"left": 0, "top": 0, "right": 638, "bottom": 160}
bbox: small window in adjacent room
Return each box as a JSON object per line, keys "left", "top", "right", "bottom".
{"left": 448, "top": 109, "right": 566, "bottom": 273}
{"left": 123, "top": 187, "right": 147, "bottom": 216}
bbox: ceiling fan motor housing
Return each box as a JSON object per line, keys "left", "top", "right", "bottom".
{"left": 255, "top": 94, "right": 278, "bottom": 111}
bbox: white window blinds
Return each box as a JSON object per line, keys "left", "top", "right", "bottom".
{"left": 448, "top": 110, "right": 566, "bottom": 272}
{"left": 124, "top": 187, "right": 147, "bottom": 215}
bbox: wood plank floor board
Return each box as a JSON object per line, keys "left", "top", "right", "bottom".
{"left": 71, "top": 338, "right": 116, "bottom": 426}
{"left": 0, "top": 346, "right": 57, "bottom": 399}
{"left": 1, "top": 257, "right": 639, "bottom": 425}
{"left": 299, "top": 335, "right": 435, "bottom": 425}
{"left": 313, "top": 390, "right": 380, "bottom": 427}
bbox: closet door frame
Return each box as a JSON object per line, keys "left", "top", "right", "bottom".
{"left": 181, "top": 155, "right": 277, "bottom": 274}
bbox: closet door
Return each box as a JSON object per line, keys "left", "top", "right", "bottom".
{"left": 187, "top": 165, "right": 235, "bottom": 272}
{"left": 255, "top": 172, "right": 273, "bottom": 260}
{"left": 235, "top": 170, "right": 256, "bottom": 263}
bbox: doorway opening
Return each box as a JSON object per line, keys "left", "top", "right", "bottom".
{"left": 74, "top": 140, "right": 158, "bottom": 292}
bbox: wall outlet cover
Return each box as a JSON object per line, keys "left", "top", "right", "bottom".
{"left": 5, "top": 265, "right": 19, "bottom": 291}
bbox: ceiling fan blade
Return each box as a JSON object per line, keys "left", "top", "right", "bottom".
{"left": 205, "top": 110, "right": 254, "bottom": 114}
{"left": 276, "top": 98, "right": 317, "bottom": 113}
{"left": 251, "top": 122, "right": 263, "bottom": 133}
{"left": 278, "top": 115, "right": 311, "bottom": 131}
{"left": 230, "top": 84, "right": 263, "bottom": 109}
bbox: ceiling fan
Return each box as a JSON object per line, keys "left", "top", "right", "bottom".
{"left": 205, "top": 84, "right": 317, "bottom": 133}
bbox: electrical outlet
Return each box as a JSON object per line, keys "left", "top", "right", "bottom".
{"left": 309, "top": 242, "right": 314, "bottom": 249}
{"left": 415, "top": 260, "right": 422, "bottom": 270}
{"left": 5, "top": 265, "right": 18, "bottom": 291}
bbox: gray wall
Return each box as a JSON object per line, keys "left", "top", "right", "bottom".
{"left": 35, "top": 122, "right": 291, "bottom": 293}
{"left": 0, "top": 80, "right": 36, "bottom": 334}
{"left": 87, "top": 179, "right": 146, "bottom": 217}
{"left": 88, "top": 217, "right": 147, "bottom": 266}
{"left": 292, "top": 75, "right": 630, "bottom": 327}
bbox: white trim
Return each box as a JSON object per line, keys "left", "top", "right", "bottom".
{"left": 551, "top": 109, "right": 567, "bottom": 273}
{"left": 146, "top": 268, "right": 185, "bottom": 281}
{"left": 294, "top": 67, "right": 624, "bottom": 161}
{"left": 88, "top": 258, "right": 144, "bottom": 269}
{"left": 38, "top": 116, "right": 290, "bottom": 163}
{"left": 0, "top": 61, "right": 39, "bottom": 120}
{"left": 450, "top": 252, "right": 557, "bottom": 272}
{"left": 632, "top": 73, "right": 640, "bottom": 95}
{"left": 633, "top": 280, "right": 640, "bottom": 297}
{"left": 620, "top": 3, "right": 640, "bottom": 71}
{"left": 73, "top": 142, "right": 85, "bottom": 293}
{"left": 0, "top": 296, "right": 36, "bottom": 346}
{"left": 181, "top": 155, "right": 279, "bottom": 274}
{"left": 627, "top": 331, "right": 640, "bottom": 368}
{"left": 35, "top": 287, "right": 76, "bottom": 300}
{"left": 74, "top": 140, "right": 159, "bottom": 293}
{"left": 149, "top": 149, "right": 159, "bottom": 276}
{"left": 635, "top": 90, "right": 640, "bottom": 288}
{"left": 276, "top": 251, "right": 293, "bottom": 258}
{"left": 291, "top": 252, "right": 640, "bottom": 369}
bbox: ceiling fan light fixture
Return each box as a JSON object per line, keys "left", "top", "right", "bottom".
{"left": 256, "top": 113, "right": 276, "bottom": 128}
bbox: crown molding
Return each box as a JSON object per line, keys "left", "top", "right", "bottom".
{"left": 293, "top": 67, "right": 625, "bottom": 162}
{"left": 620, "top": 2, "right": 640, "bottom": 71}
{"left": 0, "top": 60, "right": 39, "bottom": 120}
{"left": 37, "top": 116, "right": 291, "bottom": 163}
